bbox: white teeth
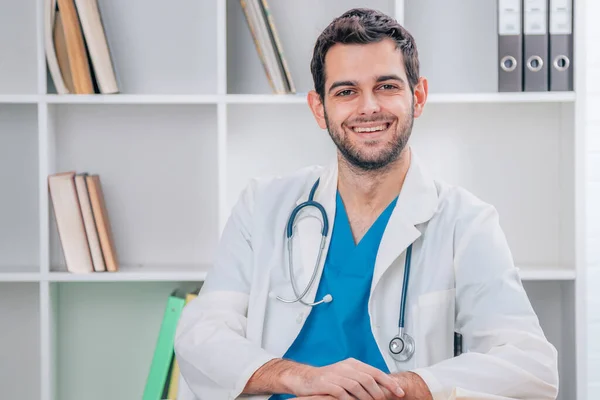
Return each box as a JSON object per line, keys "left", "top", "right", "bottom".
{"left": 352, "top": 124, "right": 387, "bottom": 133}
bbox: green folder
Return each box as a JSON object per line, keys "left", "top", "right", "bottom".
{"left": 143, "top": 289, "right": 187, "bottom": 400}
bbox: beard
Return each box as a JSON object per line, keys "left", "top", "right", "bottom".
{"left": 324, "top": 104, "right": 414, "bottom": 172}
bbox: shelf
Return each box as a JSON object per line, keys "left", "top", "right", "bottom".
{"left": 48, "top": 103, "right": 219, "bottom": 271}
{"left": 0, "top": 94, "right": 39, "bottom": 103}
{"left": 47, "top": 264, "right": 210, "bottom": 282}
{"left": 517, "top": 266, "right": 576, "bottom": 281}
{"left": 0, "top": 272, "right": 41, "bottom": 282}
{"left": 225, "top": 94, "right": 309, "bottom": 104}
{"left": 426, "top": 92, "right": 576, "bottom": 104}
{"left": 410, "top": 102, "right": 574, "bottom": 271}
{"left": 44, "top": 94, "right": 219, "bottom": 104}
{"left": 46, "top": 0, "right": 218, "bottom": 95}
{"left": 0, "top": 265, "right": 574, "bottom": 283}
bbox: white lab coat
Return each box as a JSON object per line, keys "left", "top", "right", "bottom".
{"left": 174, "top": 148, "right": 559, "bottom": 400}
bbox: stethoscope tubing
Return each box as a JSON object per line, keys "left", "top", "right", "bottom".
{"left": 276, "top": 178, "right": 416, "bottom": 361}
{"left": 399, "top": 243, "right": 412, "bottom": 329}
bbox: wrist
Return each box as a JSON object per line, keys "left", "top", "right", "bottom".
{"left": 280, "top": 361, "right": 316, "bottom": 395}
{"left": 244, "top": 358, "right": 287, "bottom": 395}
{"left": 244, "top": 358, "right": 313, "bottom": 396}
{"left": 408, "top": 371, "right": 433, "bottom": 399}
{"left": 392, "top": 371, "right": 433, "bottom": 400}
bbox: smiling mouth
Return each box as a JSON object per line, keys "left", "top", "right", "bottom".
{"left": 350, "top": 122, "right": 391, "bottom": 133}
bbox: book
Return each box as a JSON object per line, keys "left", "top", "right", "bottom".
{"left": 86, "top": 174, "right": 119, "bottom": 272}
{"left": 48, "top": 171, "right": 94, "bottom": 273}
{"left": 258, "top": 0, "right": 295, "bottom": 93}
{"left": 73, "top": 0, "right": 119, "bottom": 94}
{"left": 143, "top": 289, "right": 188, "bottom": 400}
{"left": 45, "top": 0, "right": 70, "bottom": 94}
{"left": 74, "top": 173, "right": 106, "bottom": 272}
{"left": 166, "top": 291, "right": 199, "bottom": 399}
{"left": 240, "top": 0, "right": 296, "bottom": 94}
{"left": 56, "top": 0, "right": 95, "bottom": 94}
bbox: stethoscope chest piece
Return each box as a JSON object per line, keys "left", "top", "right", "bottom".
{"left": 389, "top": 331, "right": 415, "bottom": 362}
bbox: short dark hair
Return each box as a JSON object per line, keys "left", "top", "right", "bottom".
{"left": 310, "top": 8, "right": 420, "bottom": 101}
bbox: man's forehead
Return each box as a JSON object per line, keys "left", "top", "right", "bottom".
{"left": 323, "top": 41, "right": 407, "bottom": 85}
{"left": 324, "top": 46, "right": 406, "bottom": 86}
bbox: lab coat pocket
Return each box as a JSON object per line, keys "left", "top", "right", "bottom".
{"left": 415, "top": 288, "right": 456, "bottom": 368}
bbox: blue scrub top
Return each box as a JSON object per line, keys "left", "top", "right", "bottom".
{"left": 269, "top": 191, "right": 398, "bottom": 400}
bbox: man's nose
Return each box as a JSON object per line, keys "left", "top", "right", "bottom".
{"left": 357, "top": 93, "right": 381, "bottom": 115}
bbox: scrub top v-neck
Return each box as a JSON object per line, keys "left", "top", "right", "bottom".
{"left": 269, "top": 191, "right": 399, "bottom": 400}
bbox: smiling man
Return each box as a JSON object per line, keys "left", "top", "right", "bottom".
{"left": 174, "top": 8, "right": 559, "bottom": 400}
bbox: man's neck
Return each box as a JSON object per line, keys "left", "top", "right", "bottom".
{"left": 336, "top": 148, "right": 411, "bottom": 243}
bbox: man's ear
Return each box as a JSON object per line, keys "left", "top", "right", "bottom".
{"left": 412, "top": 76, "right": 428, "bottom": 119}
{"left": 307, "top": 90, "right": 327, "bottom": 129}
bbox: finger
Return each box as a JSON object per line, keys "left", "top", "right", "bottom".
{"left": 341, "top": 368, "right": 387, "bottom": 400}
{"left": 381, "top": 386, "right": 404, "bottom": 399}
{"left": 347, "top": 359, "right": 404, "bottom": 397}
{"left": 292, "top": 396, "right": 338, "bottom": 400}
{"left": 333, "top": 376, "right": 372, "bottom": 400}
{"left": 323, "top": 381, "right": 353, "bottom": 400}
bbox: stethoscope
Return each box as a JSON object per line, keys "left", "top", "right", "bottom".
{"left": 274, "top": 178, "right": 416, "bottom": 362}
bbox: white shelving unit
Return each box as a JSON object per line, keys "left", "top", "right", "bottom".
{"left": 0, "top": 0, "right": 587, "bottom": 399}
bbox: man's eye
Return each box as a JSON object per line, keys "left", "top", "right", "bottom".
{"left": 337, "top": 89, "right": 353, "bottom": 96}
{"left": 380, "top": 84, "right": 396, "bottom": 90}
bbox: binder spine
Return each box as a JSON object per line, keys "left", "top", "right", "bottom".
{"left": 523, "top": 0, "right": 549, "bottom": 91}
{"left": 498, "top": 0, "right": 523, "bottom": 92}
{"left": 549, "top": 0, "right": 573, "bottom": 91}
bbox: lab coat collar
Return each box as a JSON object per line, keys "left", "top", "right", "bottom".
{"left": 292, "top": 147, "right": 439, "bottom": 304}
{"left": 370, "top": 148, "right": 439, "bottom": 295}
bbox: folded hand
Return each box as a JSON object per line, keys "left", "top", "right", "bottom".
{"left": 288, "top": 358, "right": 405, "bottom": 400}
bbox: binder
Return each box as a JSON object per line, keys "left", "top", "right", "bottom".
{"left": 549, "top": 0, "right": 573, "bottom": 91}
{"left": 498, "top": 0, "right": 523, "bottom": 92}
{"left": 523, "top": 0, "right": 549, "bottom": 91}
{"left": 143, "top": 289, "right": 187, "bottom": 400}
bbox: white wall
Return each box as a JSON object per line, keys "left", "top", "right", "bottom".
{"left": 586, "top": 0, "right": 600, "bottom": 397}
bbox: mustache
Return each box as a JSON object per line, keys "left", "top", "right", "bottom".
{"left": 345, "top": 115, "right": 396, "bottom": 125}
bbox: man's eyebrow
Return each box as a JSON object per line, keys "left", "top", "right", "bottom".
{"left": 328, "top": 80, "right": 358, "bottom": 94}
{"left": 376, "top": 74, "right": 406, "bottom": 85}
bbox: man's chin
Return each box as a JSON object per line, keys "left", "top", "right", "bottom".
{"left": 343, "top": 154, "right": 397, "bottom": 171}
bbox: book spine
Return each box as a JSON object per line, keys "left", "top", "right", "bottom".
{"left": 240, "top": 0, "right": 276, "bottom": 93}
{"left": 56, "top": 0, "right": 95, "bottom": 94}
{"left": 73, "top": 0, "right": 120, "bottom": 94}
{"left": 259, "top": 0, "right": 296, "bottom": 93}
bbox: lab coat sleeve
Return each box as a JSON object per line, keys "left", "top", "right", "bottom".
{"left": 411, "top": 204, "right": 559, "bottom": 400}
{"left": 174, "top": 182, "right": 279, "bottom": 399}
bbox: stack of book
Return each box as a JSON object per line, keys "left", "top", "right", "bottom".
{"left": 45, "top": 0, "right": 119, "bottom": 94}
{"left": 241, "top": 0, "right": 295, "bottom": 94}
{"left": 48, "top": 171, "right": 119, "bottom": 273}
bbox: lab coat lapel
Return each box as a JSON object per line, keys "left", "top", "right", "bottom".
{"left": 370, "top": 149, "right": 439, "bottom": 295}
{"left": 291, "top": 160, "right": 338, "bottom": 305}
